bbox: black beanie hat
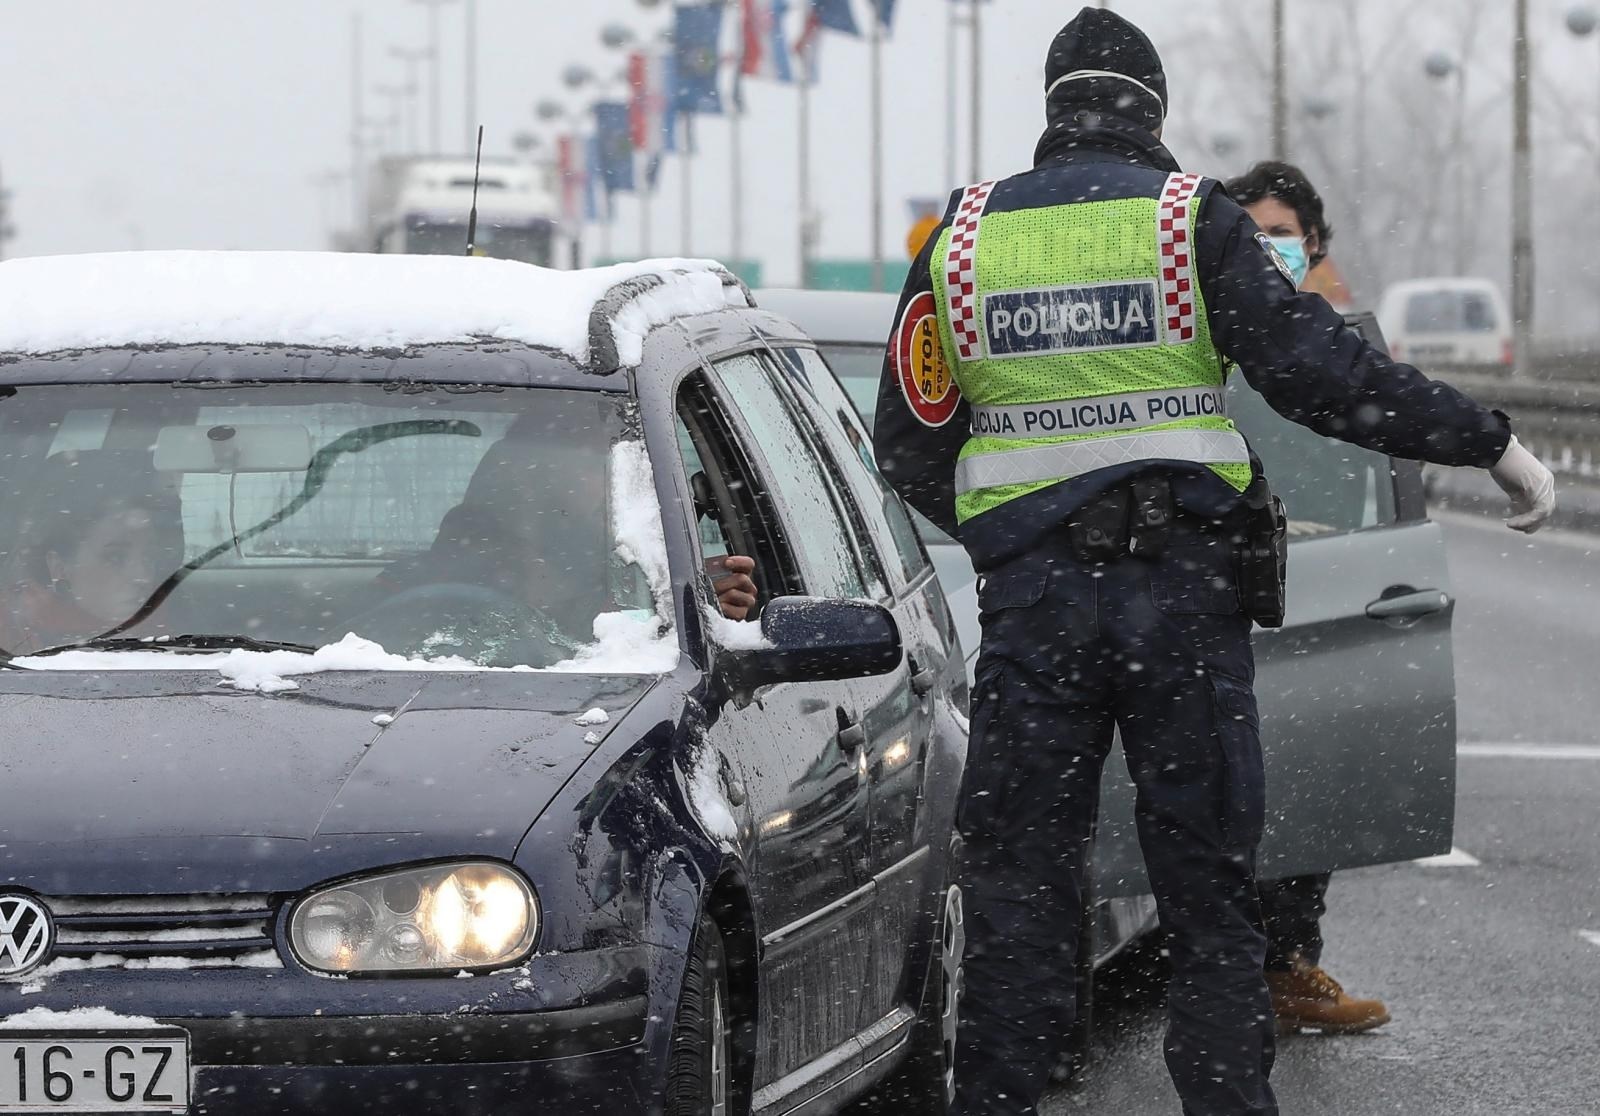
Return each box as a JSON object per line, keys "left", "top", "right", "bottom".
{"left": 1044, "top": 7, "right": 1168, "bottom": 133}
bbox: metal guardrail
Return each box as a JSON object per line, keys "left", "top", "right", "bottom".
{"left": 1430, "top": 371, "right": 1600, "bottom": 480}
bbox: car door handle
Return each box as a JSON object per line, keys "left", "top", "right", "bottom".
{"left": 908, "top": 657, "right": 937, "bottom": 697}
{"left": 1365, "top": 588, "right": 1451, "bottom": 622}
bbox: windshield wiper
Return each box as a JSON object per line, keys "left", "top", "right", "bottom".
{"left": 28, "top": 634, "right": 319, "bottom": 658}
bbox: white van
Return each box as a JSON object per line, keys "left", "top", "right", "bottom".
{"left": 1376, "top": 278, "right": 1513, "bottom": 370}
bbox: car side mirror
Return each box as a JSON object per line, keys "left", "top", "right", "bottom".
{"left": 718, "top": 596, "right": 902, "bottom": 689}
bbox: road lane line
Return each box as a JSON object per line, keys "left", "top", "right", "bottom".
{"left": 1458, "top": 743, "right": 1600, "bottom": 760}
{"left": 1414, "top": 847, "right": 1481, "bottom": 868}
{"left": 1580, "top": 931, "right": 1600, "bottom": 951}
{"left": 1432, "top": 508, "right": 1600, "bottom": 551}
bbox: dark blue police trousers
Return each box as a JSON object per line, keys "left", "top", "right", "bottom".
{"left": 952, "top": 528, "right": 1278, "bottom": 1116}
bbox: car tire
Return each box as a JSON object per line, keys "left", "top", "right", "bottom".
{"left": 848, "top": 860, "right": 965, "bottom": 1114}
{"left": 665, "top": 910, "right": 732, "bottom": 1116}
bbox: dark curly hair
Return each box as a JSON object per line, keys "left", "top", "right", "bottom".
{"left": 1225, "top": 160, "right": 1333, "bottom": 269}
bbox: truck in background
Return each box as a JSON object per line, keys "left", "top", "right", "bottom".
{"left": 362, "top": 155, "right": 578, "bottom": 269}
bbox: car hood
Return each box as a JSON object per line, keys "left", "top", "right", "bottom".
{"left": 0, "top": 670, "right": 658, "bottom": 894}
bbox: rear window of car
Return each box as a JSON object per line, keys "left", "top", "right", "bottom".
{"left": 1404, "top": 290, "right": 1498, "bottom": 334}
{"left": 0, "top": 383, "right": 667, "bottom": 669}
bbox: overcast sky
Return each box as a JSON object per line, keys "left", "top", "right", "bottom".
{"left": 1, "top": 0, "right": 1596, "bottom": 326}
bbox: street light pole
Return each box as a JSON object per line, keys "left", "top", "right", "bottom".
{"left": 1271, "top": 0, "right": 1288, "bottom": 160}
{"left": 1512, "top": 0, "right": 1534, "bottom": 376}
{"left": 969, "top": 0, "right": 982, "bottom": 183}
{"left": 464, "top": 0, "right": 478, "bottom": 151}
{"left": 350, "top": 13, "right": 365, "bottom": 238}
{"left": 410, "top": 0, "right": 454, "bottom": 154}
{"left": 870, "top": 7, "right": 885, "bottom": 291}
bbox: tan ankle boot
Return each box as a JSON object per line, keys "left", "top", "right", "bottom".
{"left": 1266, "top": 956, "right": 1391, "bottom": 1035}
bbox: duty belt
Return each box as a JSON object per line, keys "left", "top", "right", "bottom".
{"left": 968, "top": 386, "right": 1228, "bottom": 440}
{"left": 954, "top": 427, "right": 1251, "bottom": 496}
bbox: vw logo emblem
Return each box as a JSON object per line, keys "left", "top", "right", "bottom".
{"left": 0, "top": 894, "right": 53, "bottom": 977}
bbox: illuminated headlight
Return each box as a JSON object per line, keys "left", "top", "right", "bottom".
{"left": 289, "top": 862, "right": 538, "bottom": 974}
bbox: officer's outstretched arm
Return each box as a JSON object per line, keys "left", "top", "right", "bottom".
{"left": 873, "top": 198, "right": 968, "bottom": 539}
{"left": 1198, "top": 192, "right": 1513, "bottom": 472}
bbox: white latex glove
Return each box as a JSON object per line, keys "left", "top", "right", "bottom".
{"left": 1489, "top": 435, "right": 1556, "bottom": 534}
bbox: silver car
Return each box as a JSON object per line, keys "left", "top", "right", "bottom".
{"left": 755, "top": 288, "right": 1458, "bottom": 973}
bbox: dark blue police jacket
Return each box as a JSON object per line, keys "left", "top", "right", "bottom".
{"left": 873, "top": 117, "right": 1512, "bottom": 573}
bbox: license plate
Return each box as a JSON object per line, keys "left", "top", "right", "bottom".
{"left": 0, "top": 1031, "right": 188, "bottom": 1113}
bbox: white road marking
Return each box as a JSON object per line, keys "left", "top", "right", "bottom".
{"left": 1414, "top": 846, "right": 1481, "bottom": 868}
{"left": 1458, "top": 743, "right": 1600, "bottom": 760}
{"left": 1579, "top": 931, "right": 1600, "bottom": 951}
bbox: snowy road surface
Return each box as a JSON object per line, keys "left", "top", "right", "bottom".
{"left": 1041, "top": 512, "right": 1600, "bottom": 1115}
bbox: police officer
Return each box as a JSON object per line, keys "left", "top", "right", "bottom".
{"left": 872, "top": 9, "right": 1555, "bottom": 1116}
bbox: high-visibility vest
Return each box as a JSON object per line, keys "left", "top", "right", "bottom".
{"left": 928, "top": 172, "right": 1252, "bottom": 525}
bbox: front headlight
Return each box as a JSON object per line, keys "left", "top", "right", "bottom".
{"left": 289, "top": 861, "right": 538, "bottom": 974}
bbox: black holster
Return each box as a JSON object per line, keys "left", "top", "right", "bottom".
{"left": 1066, "top": 476, "right": 1175, "bottom": 561}
{"left": 1237, "top": 478, "right": 1289, "bottom": 628}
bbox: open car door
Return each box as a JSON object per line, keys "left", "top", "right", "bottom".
{"left": 1093, "top": 312, "right": 1456, "bottom": 894}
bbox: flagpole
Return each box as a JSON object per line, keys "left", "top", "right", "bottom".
{"left": 969, "top": 0, "right": 982, "bottom": 182}
{"left": 682, "top": 115, "right": 694, "bottom": 257}
{"left": 641, "top": 174, "right": 653, "bottom": 258}
{"left": 870, "top": 6, "right": 885, "bottom": 292}
{"left": 731, "top": 103, "right": 744, "bottom": 276}
{"left": 798, "top": 45, "right": 812, "bottom": 288}
{"left": 945, "top": 0, "right": 957, "bottom": 192}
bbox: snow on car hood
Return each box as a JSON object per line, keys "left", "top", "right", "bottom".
{"left": 0, "top": 251, "right": 745, "bottom": 366}
{"left": 0, "top": 670, "right": 659, "bottom": 894}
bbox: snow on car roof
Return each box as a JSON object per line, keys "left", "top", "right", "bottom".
{"left": 0, "top": 250, "right": 748, "bottom": 367}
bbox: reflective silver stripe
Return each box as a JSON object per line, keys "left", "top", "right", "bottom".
{"left": 969, "top": 386, "right": 1226, "bottom": 441}
{"left": 954, "top": 428, "right": 1250, "bottom": 496}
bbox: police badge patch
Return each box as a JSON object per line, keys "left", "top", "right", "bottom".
{"left": 1254, "top": 231, "right": 1298, "bottom": 289}
{"left": 893, "top": 291, "right": 961, "bottom": 428}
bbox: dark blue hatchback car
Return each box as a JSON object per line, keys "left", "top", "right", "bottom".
{"left": 0, "top": 253, "right": 968, "bottom": 1115}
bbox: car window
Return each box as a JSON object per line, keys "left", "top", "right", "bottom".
{"left": 773, "top": 346, "right": 933, "bottom": 589}
{"left": 815, "top": 343, "right": 959, "bottom": 548}
{"left": 1227, "top": 379, "right": 1397, "bottom": 536}
{"left": 0, "top": 384, "right": 667, "bottom": 669}
{"left": 673, "top": 373, "right": 805, "bottom": 612}
{"left": 1405, "top": 290, "right": 1496, "bottom": 334}
{"left": 710, "top": 353, "right": 873, "bottom": 601}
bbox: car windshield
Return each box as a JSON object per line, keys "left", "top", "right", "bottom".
{"left": 0, "top": 382, "right": 668, "bottom": 670}
{"left": 1403, "top": 289, "right": 1498, "bottom": 334}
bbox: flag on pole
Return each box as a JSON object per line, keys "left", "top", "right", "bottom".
{"left": 629, "top": 51, "right": 672, "bottom": 154}
{"left": 741, "top": 0, "right": 794, "bottom": 83}
{"left": 673, "top": 2, "right": 726, "bottom": 116}
{"left": 873, "top": 0, "right": 897, "bottom": 29}
{"left": 593, "top": 101, "right": 636, "bottom": 195}
{"left": 808, "top": 0, "right": 858, "bottom": 35}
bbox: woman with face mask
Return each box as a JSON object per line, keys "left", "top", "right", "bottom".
{"left": 1223, "top": 160, "right": 1393, "bottom": 1038}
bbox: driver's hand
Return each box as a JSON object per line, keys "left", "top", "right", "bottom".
{"left": 706, "top": 555, "right": 758, "bottom": 620}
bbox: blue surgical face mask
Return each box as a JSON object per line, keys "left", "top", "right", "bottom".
{"left": 1269, "top": 236, "right": 1311, "bottom": 288}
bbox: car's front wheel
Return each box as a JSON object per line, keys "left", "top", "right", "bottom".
{"left": 665, "top": 911, "right": 732, "bottom": 1116}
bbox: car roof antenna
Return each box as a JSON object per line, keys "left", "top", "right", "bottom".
{"left": 465, "top": 124, "right": 484, "bottom": 257}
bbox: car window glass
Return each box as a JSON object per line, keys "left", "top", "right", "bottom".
{"left": 711, "top": 353, "right": 870, "bottom": 600}
{"left": 1227, "top": 379, "right": 1397, "bottom": 536}
{"left": 774, "top": 346, "right": 933, "bottom": 587}
{"left": 1405, "top": 290, "right": 1495, "bottom": 334}
{"left": 674, "top": 409, "right": 731, "bottom": 563}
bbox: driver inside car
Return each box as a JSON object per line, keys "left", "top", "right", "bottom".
{"left": 0, "top": 450, "right": 181, "bottom": 657}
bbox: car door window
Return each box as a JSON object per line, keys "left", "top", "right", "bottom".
{"left": 1227, "top": 379, "right": 1397, "bottom": 537}
{"left": 673, "top": 373, "right": 804, "bottom": 612}
{"left": 772, "top": 346, "right": 933, "bottom": 591}
{"left": 710, "top": 353, "right": 873, "bottom": 601}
